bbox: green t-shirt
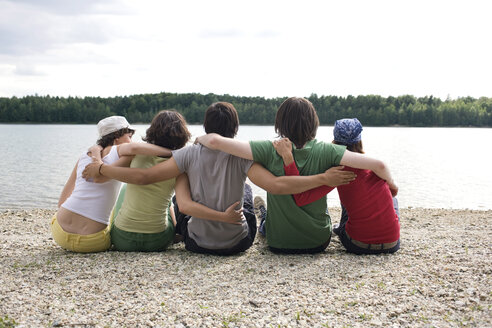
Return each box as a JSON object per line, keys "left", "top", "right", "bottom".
{"left": 250, "top": 139, "right": 346, "bottom": 249}
{"left": 114, "top": 155, "right": 175, "bottom": 234}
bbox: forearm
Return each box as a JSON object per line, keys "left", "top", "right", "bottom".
{"left": 248, "top": 163, "right": 326, "bottom": 195}
{"left": 177, "top": 198, "right": 233, "bottom": 223}
{"left": 86, "top": 157, "right": 180, "bottom": 185}
{"left": 284, "top": 162, "right": 334, "bottom": 206}
{"left": 175, "top": 173, "right": 240, "bottom": 224}
{"left": 372, "top": 163, "right": 395, "bottom": 185}
{"left": 119, "top": 142, "right": 172, "bottom": 157}
{"left": 270, "top": 174, "right": 327, "bottom": 195}
{"left": 200, "top": 134, "right": 253, "bottom": 160}
{"left": 99, "top": 165, "right": 155, "bottom": 185}
{"left": 340, "top": 151, "right": 394, "bottom": 183}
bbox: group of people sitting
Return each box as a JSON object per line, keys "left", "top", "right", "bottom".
{"left": 51, "top": 97, "right": 400, "bottom": 256}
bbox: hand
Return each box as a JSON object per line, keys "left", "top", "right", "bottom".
{"left": 321, "top": 166, "right": 357, "bottom": 187}
{"left": 272, "top": 138, "right": 294, "bottom": 165}
{"left": 272, "top": 138, "right": 293, "bottom": 157}
{"left": 222, "top": 201, "right": 244, "bottom": 225}
{"left": 387, "top": 181, "right": 398, "bottom": 197}
{"left": 87, "top": 144, "right": 102, "bottom": 157}
{"left": 194, "top": 133, "right": 220, "bottom": 149}
{"left": 82, "top": 157, "right": 104, "bottom": 181}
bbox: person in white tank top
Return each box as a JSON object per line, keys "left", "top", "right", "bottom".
{"left": 52, "top": 116, "right": 173, "bottom": 253}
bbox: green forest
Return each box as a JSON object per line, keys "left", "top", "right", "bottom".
{"left": 1, "top": 92, "right": 491, "bottom": 126}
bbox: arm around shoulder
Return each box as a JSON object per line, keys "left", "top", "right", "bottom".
{"left": 86, "top": 156, "right": 181, "bottom": 185}
{"left": 195, "top": 133, "right": 253, "bottom": 160}
{"left": 117, "top": 142, "right": 172, "bottom": 157}
{"left": 339, "top": 150, "right": 397, "bottom": 193}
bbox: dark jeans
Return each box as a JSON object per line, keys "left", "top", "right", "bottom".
{"left": 268, "top": 236, "right": 331, "bottom": 255}
{"left": 173, "top": 184, "right": 257, "bottom": 256}
{"left": 334, "top": 198, "right": 400, "bottom": 255}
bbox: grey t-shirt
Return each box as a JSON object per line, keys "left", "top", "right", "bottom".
{"left": 172, "top": 144, "right": 254, "bottom": 249}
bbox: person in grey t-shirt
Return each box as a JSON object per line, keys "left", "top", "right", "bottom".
{"left": 172, "top": 102, "right": 255, "bottom": 255}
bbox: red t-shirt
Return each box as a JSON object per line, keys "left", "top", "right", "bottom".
{"left": 284, "top": 163, "right": 400, "bottom": 244}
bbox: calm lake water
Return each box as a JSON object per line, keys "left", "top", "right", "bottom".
{"left": 1, "top": 124, "right": 491, "bottom": 211}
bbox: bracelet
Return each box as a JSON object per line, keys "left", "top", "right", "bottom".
{"left": 98, "top": 163, "right": 104, "bottom": 175}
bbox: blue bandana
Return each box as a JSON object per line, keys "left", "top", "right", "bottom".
{"left": 333, "top": 118, "right": 363, "bottom": 145}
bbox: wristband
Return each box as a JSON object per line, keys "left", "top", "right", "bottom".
{"left": 98, "top": 163, "right": 104, "bottom": 175}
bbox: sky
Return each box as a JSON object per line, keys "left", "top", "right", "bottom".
{"left": 1, "top": 0, "right": 491, "bottom": 100}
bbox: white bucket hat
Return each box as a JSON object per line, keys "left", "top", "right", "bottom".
{"left": 97, "top": 116, "right": 134, "bottom": 138}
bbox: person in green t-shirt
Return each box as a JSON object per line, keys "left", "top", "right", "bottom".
{"left": 195, "top": 97, "right": 397, "bottom": 254}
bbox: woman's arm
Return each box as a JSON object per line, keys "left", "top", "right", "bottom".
{"left": 247, "top": 163, "right": 341, "bottom": 195}
{"left": 82, "top": 156, "right": 181, "bottom": 185}
{"left": 117, "top": 142, "right": 172, "bottom": 157}
{"left": 340, "top": 150, "right": 398, "bottom": 196}
{"left": 283, "top": 162, "right": 335, "bottom": 206}
{"left": 86, "top": 144, "right": 134, "bottom": 183}
{"left": 174, "top": 174, "right": 243, "bottom": 224}
{"left": 87, "top": 145, "right": 103, "bottom": 161}
{"left": 195, "top": 133, "right": 253, "bottom": 160}
{"left": 58, "top": 162, "right": 78, "bottom": 207}
{"left": 273, "top": 138, "right": 354, "bottom": 206}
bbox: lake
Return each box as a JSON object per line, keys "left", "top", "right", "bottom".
{"left": 1, "top": 124, "right": 491, "bottom": 211}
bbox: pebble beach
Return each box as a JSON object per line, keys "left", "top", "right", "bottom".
{"left": 1, "top": 207, "right": 491, "bottom": 327}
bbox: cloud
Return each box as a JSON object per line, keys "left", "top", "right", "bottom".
{"left": 0, "top": 0, "right": 126, "bottom": 56}
{"left": 5, "top": 0, "right": 127, "bottom": 16}
{"left": 255, "top": 30, "right": 281, "bottom": 38}
{"left": 199, "top": 29, "right": 245, "bottom": 39}
{"left": 14, "top": 64, "right": 45, "bottom": 76}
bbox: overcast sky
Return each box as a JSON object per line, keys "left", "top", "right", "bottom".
{"left": 1, "top": 0, "right": 491, "bottom": 100}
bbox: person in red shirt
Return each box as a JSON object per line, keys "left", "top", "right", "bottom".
{"left": 273, "top": 118, "right": 400, "bottom": 255}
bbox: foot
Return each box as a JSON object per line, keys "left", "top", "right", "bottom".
{"left": 254, "top": 196, "right": 267, "bottom": 221}
{"left": 254, "top": 196, "right": 267, "bottom": 236}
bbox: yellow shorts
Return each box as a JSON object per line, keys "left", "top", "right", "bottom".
{"left": 50, "top": 215, "right": 111, "bottom": 253}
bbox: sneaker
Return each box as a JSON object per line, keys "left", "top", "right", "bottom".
{"left": 254, "top": 196, "right": 266, "bottom": 221}
{"left": 254, "top": 196, "right": 267, "bottom": 236}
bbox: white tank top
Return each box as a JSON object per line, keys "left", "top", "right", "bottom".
{"left": 61, "top": 146, "right": 122, "bottom": 225}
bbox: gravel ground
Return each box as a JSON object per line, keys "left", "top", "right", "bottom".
{"left": 0, "top": 208, "right": 491, "bottom": 328}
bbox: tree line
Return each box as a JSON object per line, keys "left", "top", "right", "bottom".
{"left": 1, "top": 92, "right": 491, "bottom": 127}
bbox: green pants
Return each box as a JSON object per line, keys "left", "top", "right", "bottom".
{"left": 111, "top": 220, "right": 175, "bottom": 252}
{"left": 109, "top": 184, "right": 175, "bottom": 252}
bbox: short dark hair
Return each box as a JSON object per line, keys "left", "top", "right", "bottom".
{"left": 143, "top": 110, "right": 191, "bottom": 150}
{"left": 203, "top": 102, "right": 239, "bottom": 138}
{"left": 97, "top": 127, "right": 135, "bottom": 148}
{"left": 275, "top": 97, "right": 319, "bottom": 149}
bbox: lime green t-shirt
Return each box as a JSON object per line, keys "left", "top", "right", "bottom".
{"left": 114, "top": 155, "right": 175, "bottom": 234}
{"left": 250, "top": 139, "right": 346, "bottom": 249}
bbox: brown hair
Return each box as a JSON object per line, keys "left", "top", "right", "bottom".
{"left": 203, "top": 102, "right": 239, "bottom": 138}
{"left": 143, "top": 110, "right": 191, "bottom": 150}
{"left": 97, "top": 127, "right": 135, "bottom": 148}
{"left": 275, "top": 97, "right": 319, "bottom": 149}
{"left": 333, "top": 140, "right": 365, "bottom": 154}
